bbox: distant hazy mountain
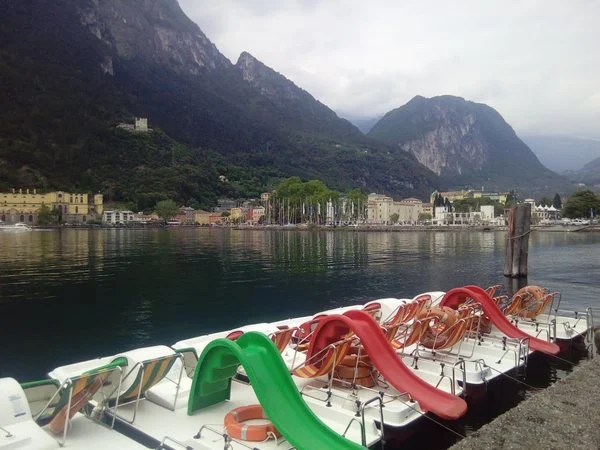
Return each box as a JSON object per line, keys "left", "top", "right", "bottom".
{"left": 368, "top": 95, "right": 566, "bottom": 193}
{"left": 521, "top": 135, "right": 600, "bottom": 172}
{"left": 579, "top": 156, "right": 600, "bottom": 185}
{"left": 345, "top": 116, "right": 383, "bottom": 134}
{"left": 563, "top": 155, "right": 600, "bottom": 186}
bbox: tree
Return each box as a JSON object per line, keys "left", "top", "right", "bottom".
{"left": 37, "top": 204, "right": 58, "bottom": 225}
{"left": 418, "top": 212, "right": 432, "bottom": 222}
{"left": 444, "top": 197, "right": 452, "bottom": 212}
{"left": 562, "top": 190, "right": 600, "bottom": 218}
{"left": 553, "top": 193, "right": 562, "bottom": 209}
{"left": 505, "top": 190, "right": 518, "bottom": 207}
{"left": 390, "top": 213, "right": 399, "bottom": 224}
{"left": 154, "top": 199, "right": 178, "bottom": 222}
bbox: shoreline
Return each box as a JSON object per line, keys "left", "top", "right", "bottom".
{"left": 27, "top": 224, "right": 600, "bottom": 232}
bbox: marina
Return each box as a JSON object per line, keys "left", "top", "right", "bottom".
{"left": 0, "top": 229, "right": 598, "bottom": 449}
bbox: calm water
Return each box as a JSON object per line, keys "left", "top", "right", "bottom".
{"left": 0, "top": 228, "right": 598, "bottom": 381}
{"left": 0, "top": 229, "right": 598, "bottom": 447}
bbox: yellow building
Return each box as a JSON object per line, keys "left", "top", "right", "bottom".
{"left": 431, "top": 189, "right": 509, "bottom": 205}
{"left": 0, "top": 188, "right": 103, "bottom": 224}
{"left": 230, "top": 207, "right": 243, "bottom": 221}
{"left": 193, "top": 210, "right": 212, "bottom": 225}
{"left": 430, "top": 190, "right": 473, "bottom": 204}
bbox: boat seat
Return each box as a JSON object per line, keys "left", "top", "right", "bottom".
{"left": 108, "top": 346, "right": 184, "bottom": 424}
{"left": 146, "top": 376, "right": 192, "bottom": 411}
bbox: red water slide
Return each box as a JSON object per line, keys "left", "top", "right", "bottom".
{"left": 307, "top": 310, "right": 468, "bottom": 420}
{"left": 440, "top": 286, "right": 560, "bottom": 355}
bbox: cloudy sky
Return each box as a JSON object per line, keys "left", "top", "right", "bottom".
{"left": 179, "top": 0, "right": 600, "bottom": 139}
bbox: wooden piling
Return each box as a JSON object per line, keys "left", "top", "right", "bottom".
{"left": 503, "top": 203, "right": 531, "bottom": 278}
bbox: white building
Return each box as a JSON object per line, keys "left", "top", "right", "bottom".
{"left": 103, "top": 210, "right": 135, "bottom": 225}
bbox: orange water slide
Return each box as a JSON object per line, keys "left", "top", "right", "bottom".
{"left": 440, "top": 286, "right": 560, "bottom": 355}
{"left": 306, "top": 310, "right": 468, "bottom": 421}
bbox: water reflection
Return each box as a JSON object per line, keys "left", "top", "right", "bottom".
{"left": 0, "top": 229, "right": 598, "bottom": 382}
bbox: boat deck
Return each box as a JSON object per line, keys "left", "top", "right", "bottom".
{"left": 108, "top": 378, "right": 381, "bottom": 449}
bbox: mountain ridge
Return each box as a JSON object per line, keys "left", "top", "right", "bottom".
{"left": 368, "top": 95, "right": 566, "bottom": 193}
{"left": 522, "top": 135, "right": 600, "bottom": 172}
{"left": 0, "top": 0, "right": 438, "bottom": 205}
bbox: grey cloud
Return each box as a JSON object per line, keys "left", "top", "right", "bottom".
{"left": 179, "top": 0, "right": 600, "bottom": 139}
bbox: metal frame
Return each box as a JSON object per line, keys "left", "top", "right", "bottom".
{"left": 34, "top": 365, "right": 122, "bottom": 447}
{"left": 109, "top": 353, "right": 184, "bottom": 425}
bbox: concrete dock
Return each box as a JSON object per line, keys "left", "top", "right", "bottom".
{"left": 450, "top": 356, "right": 600, "bottom": 450}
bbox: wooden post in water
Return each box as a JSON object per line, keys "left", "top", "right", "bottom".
{"left": 504, "top": 203, "right": 532, "bottom": 278}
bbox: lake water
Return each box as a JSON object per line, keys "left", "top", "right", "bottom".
{"left": 0, "top": 229, "right": 598, "bottom": 447}
{"left": 1, "top": 228, "right": 598, "bottom": 381}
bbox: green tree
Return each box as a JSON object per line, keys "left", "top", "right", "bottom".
{"left": 553, "top": 193, "right": 562, "bottom": 209}
{"left": 37, "top": 204, "right": 58, "bottom": 225}
{"left": 154, "top": 199, "right": 178, "bottom": 222}
{"left": 418, "top": 212, "right": 432, "bottom": 222}
{"left": 539, "top": 196, "right": 552, "bottom": 207}
{"left": 390, "top": 213, "right": 399, "bottom": 224}
{"left": 505, "top": 190, "right": 518, "bottom": 207}
{"left": 562, "top": 190, "right": 600, "bottom": 218}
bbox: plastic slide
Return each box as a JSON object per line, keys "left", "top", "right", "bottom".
{"left": 440, "top": 286, "right": 560, "bottom": 355}
{"left": 188, "top": 331, "right": 365, "bottom": 450}
{"left": 308, "top": 310, "right": 468, "bottom": 420}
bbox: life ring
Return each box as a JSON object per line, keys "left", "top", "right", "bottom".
{"left": 224, "top": 405, "right": 280, "bottom": 442}
{"left": 417, "top": 306, "right": 459, "bottom": 349}
{"left": 513, "top": 286, "right": 547, "bottom": 319}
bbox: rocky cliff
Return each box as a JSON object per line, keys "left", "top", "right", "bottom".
{"left": 77, "top": 0, "right": 230, "bottom": 74}
{"left": 368, "top": 96, "right": 565, "bottom": 191}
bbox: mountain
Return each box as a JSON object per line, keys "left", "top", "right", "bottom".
{"left": 345, "top": 116, "right": 383, "bottom": 134}
{"left": 0, "top": 0, "right": 437, "bottom": 208}
{"left": 521, "top": 135, "right": 600, "bottom": 173}
{"left": 564, "top": 156, "right": 600, "bottom": 187}
{"left": 368, "top": 95, "right": 566, "bottom": 193}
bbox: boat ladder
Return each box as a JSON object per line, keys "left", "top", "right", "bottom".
{"left": 341, "top": 394, "right": 386, "bottom": 449}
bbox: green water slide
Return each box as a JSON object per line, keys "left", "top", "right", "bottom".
{"left": 188, "top": 331, "right": 366, "bottom": 450}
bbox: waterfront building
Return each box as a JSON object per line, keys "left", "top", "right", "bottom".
{"left": 177, "top": 206, "right": 195, "bottom": 225}
{"left": 367, "top": 193, "right": 424, "bottom": 224}
{"left": 524, "top": 199, "right": 560, "bottom": 222}
{"left": 102, "top": 210, "right": 134, "bottom": 225}
{"left": 470, "top": 191, "right": 509, "bottom": 204}
{"left": 194, "top": 210, "right": 212, "bottom": 225}
{"left": 422, "top": 202, "right": 434, "bottom": 218}
{"left": 209, "top": 214, "right": 223, "bottom": 225}
{"left": 230, "top": 207, "right": 243, "bottom": 221}
{"left": 246, "top": 206, "right": 265, "bottom": 224}
{"left": 430, "top": 190, "right": 471, "bottom": 204}
{"left": 367, "top": 193, "right": 394, "bottom": 224}
{"left": 432, "top": 203, "right": 499, "bottom": 226}
{"left": 0, "top": 188, "right": 103, "bottom": 224}
{"left": 430, "top": 189, "right": 509, "bottom": 205}
{"left": 397, "top": 198, "right": 423, "bottom": 223}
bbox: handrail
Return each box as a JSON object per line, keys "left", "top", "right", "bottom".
{"left": 361, "top": 395, "right": 386, "bottom": 449}
{"left": 158, "top": 435, "right": 194, "bottom": 449}
{"left": 194, "top": 425, "right": 295, "bottom": 450}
